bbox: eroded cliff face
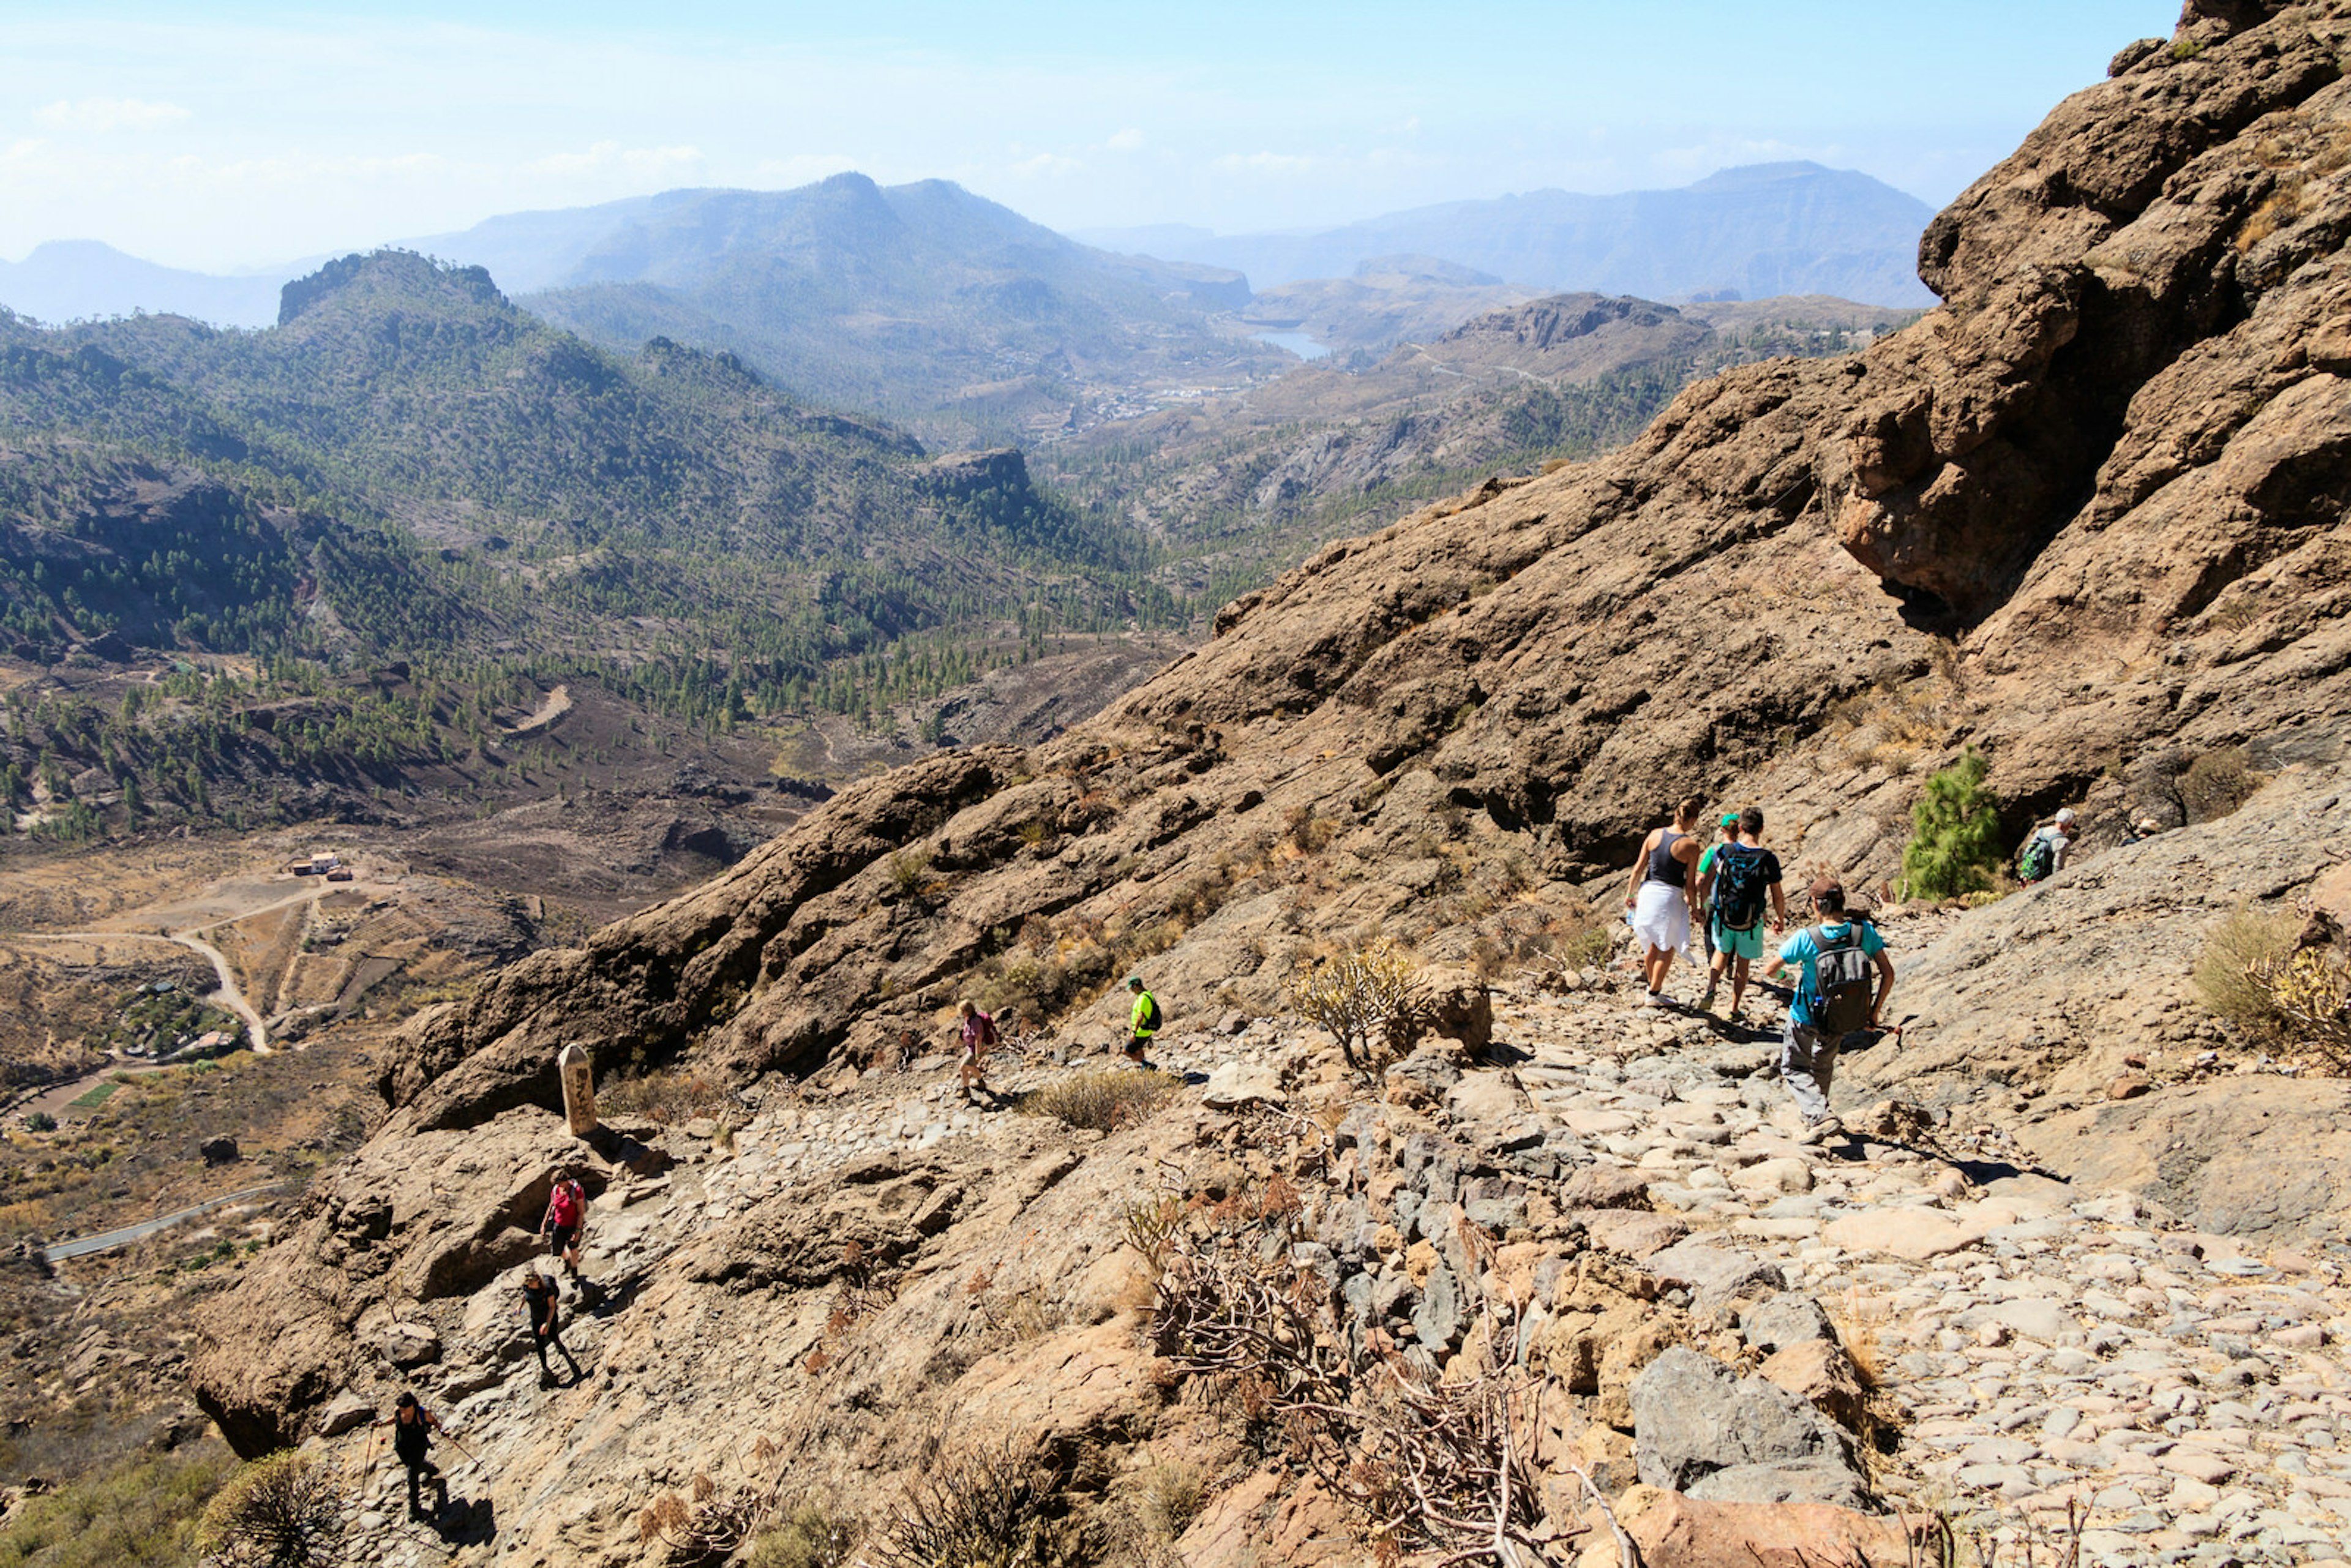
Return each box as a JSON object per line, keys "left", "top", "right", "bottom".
{"left": 195, "top": 2, "right": 2351, "bottom": 1555}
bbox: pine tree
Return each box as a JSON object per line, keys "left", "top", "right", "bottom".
{"left": 1901, "top": 747, "right": 2006, "bottom": 899}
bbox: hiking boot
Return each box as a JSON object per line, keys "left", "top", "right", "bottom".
{"left": 1640, "top": 989, "right": 1663, "bottom": 1008}
{"left": 1797, "top": 1115, "right": 1845, "bottom": 1146}
{"left": 1699, "top": 973, "right": 1719, "bottom": 1011}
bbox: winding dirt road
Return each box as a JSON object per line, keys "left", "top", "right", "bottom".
{"left": 7, "top": 887, "right": 324, "bottom": 1055}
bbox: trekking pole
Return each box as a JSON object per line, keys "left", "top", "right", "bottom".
{"left": 438, "top": 1430, "right": 481, "bottom": 1466}
{"left": 356, "top": 1424, "right": 383, "bottom": 1481}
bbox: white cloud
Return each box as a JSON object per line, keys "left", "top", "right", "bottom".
{"left": 35, "top": 97, "right": 190, "bottom": 133}
{"left": 1106, "top": 127, "right": 1144, "bottom": 151}
{"left": 749, "top": 153, "right": 860, "bottom": 186}
{"left": 1008, "top": 152, "right": 1082, "bottom": 178}
{"left": 530, "top": 140, "right": 703, "bottom": 178}
{"left": 1213, "top": 151, "right": 1317, "bottom": 175}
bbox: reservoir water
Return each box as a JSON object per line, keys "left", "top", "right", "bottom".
{"left": 1253, "top": 329, "right": 1330, "bottom": 360}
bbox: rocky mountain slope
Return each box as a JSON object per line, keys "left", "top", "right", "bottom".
{"left": 182, "top": 3, "right": 2351, "bottom": 1563}
{"left": 1041, "top": 290, "right": 1913, "bottom": 599}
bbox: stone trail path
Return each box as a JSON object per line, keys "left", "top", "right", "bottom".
{"left": 321, "top": 978, "right": 2351, "bottom": 1568}
{"left": 1493, "top": 973, "right": 2351, "bottom": 1566}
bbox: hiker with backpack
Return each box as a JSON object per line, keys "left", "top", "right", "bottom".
{"left": 1125, "top": 975, "right": 1160, "bottom": 1068}
{"left": 957, "top": 999, "right": 998, "bottom": 1106}
{"left": 376, "top": 1391, "right": 446, "bottom": 1518}
{"left": 1699, "top": 806, "right": 1788, "bottom": 1019}
{"left": 541, "top": 1170, "right": 588, "bottom": 1288}
{"left": 1695, "top": 812, "right": 1739, "bottom": 962}
{"left": 2016, "top": 808, "right": 2077, "bottom": 885}
{"left": 522, "top": 1267, "right": 582, "bottom": 1387}
{"left": 1622, "top": 795, "right": 1706, "bottom": 1007}
{"left": 1761, "top": 878, "right": 1894, "bottom": 1144}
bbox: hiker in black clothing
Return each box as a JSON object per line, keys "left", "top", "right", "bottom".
{"left": 1698, "top": 806, "right": 1788, "bottom": 1020}
{"left": 378, "top": 1390, "right": 445, "bottom": 1517}
{"left": 523, "top": 1268, "right": 582, "bottom": 1386}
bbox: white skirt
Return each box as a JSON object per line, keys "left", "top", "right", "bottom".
{"left": 1629, "top": 882, "right": 1691, "bottom": 955}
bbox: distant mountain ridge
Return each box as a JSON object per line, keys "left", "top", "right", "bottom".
{"left": 1074, "top": 162, "right": 1938, "bottom": 306}
{"left": 411, "top": 174, "right": 1273, "bottom": 444}
{"left": 0, "top": 241, "right": 291, "bottom": 329}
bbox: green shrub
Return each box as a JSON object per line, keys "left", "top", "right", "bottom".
{"left": 1900, "top": 748, "right": 2006, "bottom": 899}
{"left": 0, "top": 1443, "right": 233, "bottom": 1568}
{"left": 748, "top": 1504, "right": 860, "bottom": 1568}
{"left": 2194, "top": 902, "right": 2301, "bottom": 1040}
{"left": 1019, "top": 1070, "right": 1180, "bottom": 1133}
{"left": 1287, "top": 939, "right": 1420, "bottom": 1069}
{"left": 23, "top": 1111, "right": 56, "bottom": 1133}
{"left": 195, "top": 1451, "right": 342, "bottom": 1568}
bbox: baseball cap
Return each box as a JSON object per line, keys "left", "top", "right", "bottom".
{"left": 1719, "top": 812, "right": 1740, "bottom": 828}
{"left": 1808, "top": 875, "right": 1844, "bottom": 902}
{"left": 1127, "top": 974, "right": 1144, "bottom": 986}
{"left": 2055, "top": 808, "right": 2077, "bottom": 825}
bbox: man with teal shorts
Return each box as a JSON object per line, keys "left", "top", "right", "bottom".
{"left": 1700, "top": 806, "right": 1787, "bottom": 1018}
{"left": 1695, "top": 812, "right": 1738, "bottom": 962}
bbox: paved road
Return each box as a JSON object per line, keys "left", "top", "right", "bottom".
{"left": 42, "top": 1182, "right": 284, "bottom": 1263}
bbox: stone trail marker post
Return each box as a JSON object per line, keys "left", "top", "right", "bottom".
{"left": 558, "top": 1042, "right": 597, "bottom": 1136}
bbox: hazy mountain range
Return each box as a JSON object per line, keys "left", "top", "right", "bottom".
{"left": 1074, "top": 163, "right": 1938, "bottom": 304}
{"left": 0, "top": 162, "right": 1935, "bottom": 348}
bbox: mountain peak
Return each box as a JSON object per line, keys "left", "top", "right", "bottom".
{"left": 276, "top": 250, "right": 508, "bottom": 327}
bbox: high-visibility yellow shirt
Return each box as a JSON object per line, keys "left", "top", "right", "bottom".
{"left": 1130, "top": 991, "right": 1157, "bottom": 1037}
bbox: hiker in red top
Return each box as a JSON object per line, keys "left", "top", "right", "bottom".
{"left": 958, "top": 999, "right": 998, "bottom": 1107}
{"left": 541, "top": 1171, "right": 587, "bottom": 1285}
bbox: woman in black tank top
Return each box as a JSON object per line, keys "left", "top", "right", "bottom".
{"left": 1624, "top": 795, "right": 1705, "bottom": 1005}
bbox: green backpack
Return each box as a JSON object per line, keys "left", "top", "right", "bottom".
{"left": 2017, "top": 830, "right": 2056, "bottom": 883}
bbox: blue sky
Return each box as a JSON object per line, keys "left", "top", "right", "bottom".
{"left": 1, "top": 1, "right": 2179, "bottom": 270}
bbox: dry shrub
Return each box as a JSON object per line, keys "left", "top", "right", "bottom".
{"left": 601, "top": 1068, "right": 731, "bottom": 1126}
{"left": 1147, "top": 1187, "right": 1551, "bottom": 1563}
{"left": 1122, "top": 1462, "right": 1203, "bottom": 1544}
{"left": 1019, "top": 1069, "right": 1179, "bottom": 1132}
{"left": 196, "top": 1451, "right": 344, "bottom": 1568}
{"left": 1286, "top": 938, "right": 1419, "bottom": 1070}
{"left": 2251, "top": 944, "right": 2351, "bottom": 1072}
{"left": 747, "top": 1503, "right": 860, "bottom": 1568}
{"left": 2194, "top": 902, "right": 2300, "bottom": 1040}
{"left": 873, "top": 1441, "right": 1082, "bottom": 1568}
{"left": 2178, "top": 746, "right": 2265, "bottom": 823}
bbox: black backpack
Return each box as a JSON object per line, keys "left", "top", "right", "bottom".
{"left": 1140, "top": 993, "right": 1161, "bottom": 1032}
{"left": 1712, "top": 843, "right": 1773, "bottom": 931}
{"left": 1807, "top": 924, "right": 1876, "bottom": 1035}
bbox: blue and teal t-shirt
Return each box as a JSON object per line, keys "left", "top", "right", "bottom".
{"left": 1779, "top": 920, "right": 1885, "bottom": 1026}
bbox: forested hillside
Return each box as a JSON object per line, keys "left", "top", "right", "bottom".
{"left": 0, "top": 252, "right": 1186, "bottom": 843}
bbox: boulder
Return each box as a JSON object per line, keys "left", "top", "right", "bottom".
{"left": 198, "top": 1136, "right": 240, "bottom": 1166}
{"left": 314, "top": 1392, "right": 375, "bottom": 1438}
{"left": 1560, "top": 1166, "right": 1651, "bottom": 1210}
{"left": 1630, "top": 1347, "right": 1861, "bottom": 1498}
{"left": 1642, "top": 1240, "right": 1785, "bottom": 1306}
{"left": 376, "top": 1321, "right": 441, "bottom": 1369}
{"left": 1199, "top": 1062, "right": 1286, "bottom": 1109}
{"left": 1758, "top": 1339, "right": 1869, "bottom": 1433}
{"left": 1574, "top": 1487, "right": 1938, "bottom": 1568}
{"left": 1739, "top": 1292, "right": 1837, "bottom": 1356}
{"left": 1416, "top": 969, "right": 1492, "bottom": 1053}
